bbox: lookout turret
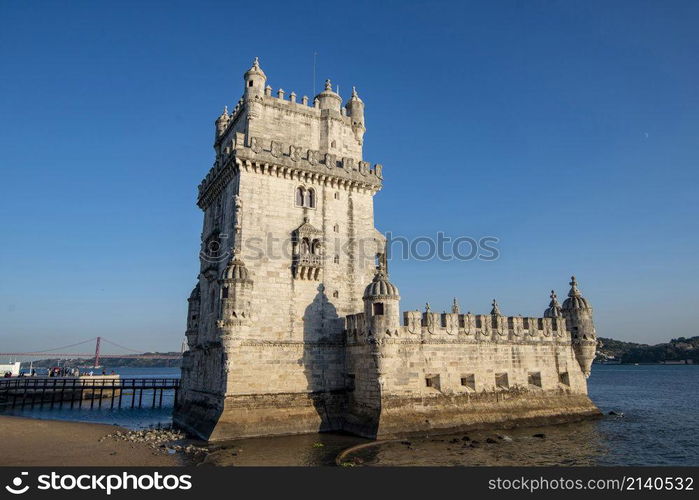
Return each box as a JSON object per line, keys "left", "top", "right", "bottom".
{"left": 345, "top": 87, "right": 366, "bottom": 144}
{"left": 244, "top": 57, "right": 267, "bottom": 98}
{"left": 363, "top": 262, "right": 400, "bottom": 338}
{"left": 544, "top": 290, "right": 563, "bottom": 318}
{"left": 315, "top": 79, "right": 342, "bottom": 112}
{"left": 562, "top": 276, "right": 597, "bottom": 377}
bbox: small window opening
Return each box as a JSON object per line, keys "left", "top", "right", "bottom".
{"left": 248, "top": 80, "right": 253, "bottom": 87}
{"left": 425, "top": 374, "right": 440, "bottom": 390}
{"left": 332, "top": 291, "right": 339, "bottom": 298}
{"left": 334, "top": 192, "right": 340, "bottom": 200}
{"left": 559, "top": 372, "right": 570, "bottom": 386}
{"left": 373, "top": 302, "right": 384, "bottom": 315}
{"left": 495, "top": 372, "right": 509, "bottom": 389}
{"left": 460, "top": 374, "right": 476, "bottom": 391}
{"left": 528, "top": 372, "right": 542, "bottom": 388}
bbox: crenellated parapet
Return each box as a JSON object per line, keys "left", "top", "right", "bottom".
{"left": 345, "top": 310, "right": 570, "bottom": 345}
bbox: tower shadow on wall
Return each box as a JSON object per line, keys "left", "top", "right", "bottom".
{"left": 301, "top": 284, "right": 344, "bottom": 432}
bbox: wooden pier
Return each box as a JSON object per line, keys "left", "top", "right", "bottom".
{"left": 0, "top": 377, "right": 180, "bottom": 410}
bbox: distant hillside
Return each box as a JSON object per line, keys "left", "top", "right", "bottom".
{"left": 26, "top": 353, "right": 182, "bottom": 369}
{"left": 597, "top": 336, "right": 699, "bottom": 364}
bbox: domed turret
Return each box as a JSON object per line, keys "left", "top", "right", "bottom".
{"left": 222, "top": 256, "right": 251, "bottom": 283}
{"left": 544, "top": 290, "right": 563, "bottom": 318}
{"left": 561, "top": 276, "right": 597, "bottom": 378}
{"left": 315, "top": 79, "right": 342, "bottom": 112}
{"left": 185, "top": 282, "right": 201, "bottom": 348}
{"left": 218, "top": 254, "right": 254, "bottom": 329}
{"left": 244, "top": 57, "right": 267, "bottom": 98}
{"left": 363, "top": 264, "right": 399, "bottom": 299}
{"left": 345, "top": 86, "right": 366, "bottom": 144}
{"left": 215, "top": 106, "right": 230, "bottom": 139}
{"left": 363, "top": 263, "right": 400, "bottom": 338}
{"left": 562, "top": 276, "right": 591, "bottom": 312}
{"left": 490, "top": 299, "right": 502, "bottom": 316}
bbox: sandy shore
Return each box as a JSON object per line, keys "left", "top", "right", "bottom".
{"left": 0, "top": 415, "right": 183, "bottom": 466}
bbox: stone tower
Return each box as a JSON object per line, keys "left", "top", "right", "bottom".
{"left": 175, "top": 59, "right": 385, "bottom": 440}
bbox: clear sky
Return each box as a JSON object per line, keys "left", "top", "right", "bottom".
{"left": 1, "top": 0, "right": 697, "bottom": 353}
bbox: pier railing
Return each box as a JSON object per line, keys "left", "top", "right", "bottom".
{"left": 0, "top": 377, "right": 180, "bottom": 410}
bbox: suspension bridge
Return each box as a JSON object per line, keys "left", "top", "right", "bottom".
{"left": 0, "top": 336, "right": 182, "bottom": 368}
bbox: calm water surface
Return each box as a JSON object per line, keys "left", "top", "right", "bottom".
{"left": 2, "top": 365, "right": 697, "bottom": 466}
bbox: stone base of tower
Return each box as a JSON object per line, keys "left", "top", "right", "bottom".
{"left": 176, "top": 391, "right": 347, "bottom": 442}
{"left": 357, "top": 391, "right": 601, "bottom": 440}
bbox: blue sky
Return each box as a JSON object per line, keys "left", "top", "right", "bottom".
{"left": 1, "top": 0, "right": 697, "bottom": 353}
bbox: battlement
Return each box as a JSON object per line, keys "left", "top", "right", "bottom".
{"left": 197, "top": 132, "right": 383, "bottom": 208}
{"left": 345, "top": 309, "right": 569, "bottom": 345}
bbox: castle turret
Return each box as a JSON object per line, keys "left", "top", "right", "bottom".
{"left": 315, "top": 79, "right": 342, "bottom": 112}
{"left": 544, "top": 290, "right": 563, "bottom": 318}
{"left": 215, "top": 106, "right": 229, "bottom": 140}
{"left": 561, "top": 276, "right": 597, "bottom": 377}
{"left": 243, "top": 57, "right": 266, "bottom": 98}
{"left": 185, "top": 283, "right": 201, "bottom": 349}
{"left": 217, "top": 255, "right": 254, "bottom": 333}
{"left": 363, "top": 262, "right": 400, "bottom": 338}
{"left": 345, "top": 87, "right": 366, "bottom": 144}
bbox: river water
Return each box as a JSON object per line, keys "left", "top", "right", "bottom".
{"left": 2, "top": 365, "right": 697, "bottom": 466}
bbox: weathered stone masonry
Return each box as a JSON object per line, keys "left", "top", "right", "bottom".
{"left": 174, "top": 59, "right": 600, "bottom": 441}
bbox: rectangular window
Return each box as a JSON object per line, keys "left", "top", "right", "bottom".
{"left": 559, "top": 372, "right": 570, "bottom": 386}
{"left": 528, "top": 371, "right": 542, "bottom": 388}
{"left": 373, "top": 303, "right": 384, "bottom": 315}
{"left": 460, "top": 374, "right": 476, "bottom": 391}
{"left": 495, "top": 372, "right": 509, "bottom": 389}
{"left": 425, "top": 374, "right": 440, "bottom": 390}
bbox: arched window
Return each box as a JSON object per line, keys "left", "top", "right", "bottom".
{"left": 301, "top": 238, "right": 310, "bottom": 254}
{"left": 305, "top": 188, "right": 315, "bottom": 208}
{"left": 296, "top": 186, "right": 316, "bottom": 208}
{"left": 295, "top": 187, "right": 305, "bottom": 207}
{"left": 311, "top": 239, "right": 321, "bottom": 255}
{"left": 333, "top": 255, "right": 339, "bottom": 264}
